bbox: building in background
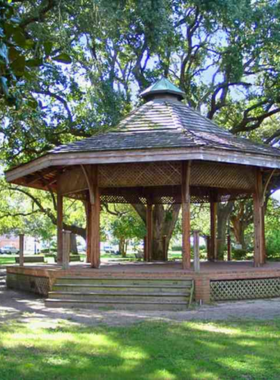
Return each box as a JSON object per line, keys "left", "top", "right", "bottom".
{"left": 0, "top": 235, "right": 41, "bottom": 253}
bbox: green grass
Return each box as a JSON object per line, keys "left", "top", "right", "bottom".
{"left": 1, "top": 320, "right": 280, "bottom": 379}
{"left": 0, "top": 256, "right": 16, "bottom": 265}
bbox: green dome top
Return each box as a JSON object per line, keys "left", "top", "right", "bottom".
{"left": 140, "top": 78, "right": 185, "bottom": 100}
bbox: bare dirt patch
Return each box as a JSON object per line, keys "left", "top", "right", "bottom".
{"left": 1, "top": 270, "right": 280, "bottom": 328}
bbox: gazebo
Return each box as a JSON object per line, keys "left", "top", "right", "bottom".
{"left": 5, "top": 78, "right": 280, "bottom": 306}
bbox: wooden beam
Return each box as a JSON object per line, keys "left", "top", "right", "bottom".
{"left": 81, "top": 165, "right": 95, "bottom": 204}
{"left": 19, "top": 234, "right": 24, "bottom": 267}
{"left": 209, "top": 201, "right": 217, "bottom": 261}
{"left": 143, "top": 236, "right": 148, "bottom": 262}
{"left": 181, "top": 161, "right": 191, "bottom": 270}
{"left": 57, "top": 166, "right": 88, "bottom": 195}
{"left": 6, "top": 147, "right": 280, "bottom": 185}
{"left": 90, "top": 166, "right": 100, "bottom": 268}
{"left": 146, "top": 198, "right": 153, "bottom": 262}
{"left": 193, "top": 230, "right": 200, "bottom": 273}
{"left": 57, "top": 194, "right": 63, "bottom": 264}
{"left": 253, "top": 169, "right": 265, "bottom": 267}
{"left": 262, "top": 207, "right": 266, "bottom": 264}
{"left": 85, "top": 198, "right": 92, "bottom": 264}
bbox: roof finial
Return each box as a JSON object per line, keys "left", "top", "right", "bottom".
{"left": 140, "top": 78, "right": 185, "bottom": 101}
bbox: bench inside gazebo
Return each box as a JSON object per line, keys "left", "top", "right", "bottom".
{"left": 5, "top": 78, "right": 280, "bottom": 308}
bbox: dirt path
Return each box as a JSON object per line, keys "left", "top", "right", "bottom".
{"left": 1, "top": 272, "right": 280, "bottom": 327}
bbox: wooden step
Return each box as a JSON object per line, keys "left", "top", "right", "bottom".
{"left": 55, "top": 277, "right": 193, "bottom": 287}
{"left": 52, "top": 284, "right": 191, "bottom": 294}
{"left": 46, "top": 277, "right": 194, "bottom": 311}
{"left": 45, "top": 299, "right": 188, "bottom": 311}
{"left": 48, "top": 291, "right": 188, "bottom": 302}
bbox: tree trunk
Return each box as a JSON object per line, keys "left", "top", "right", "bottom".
{"left": 217, "top": 202, "right": 234, "bottom": 260}
{"left": 232, "top": 219, "right": 247, "bottom": 249}
{"left": 132, "top": 203, "right": 181, "bottom": 261}
{"left": 119, "top": 237, "right": 126, "bottom": 257}
{"left": 70, "top": 233, "right": 78, "bottom": 254}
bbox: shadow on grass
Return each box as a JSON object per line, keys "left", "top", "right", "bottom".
{"left": 1, "top": 319, "right": 280, "bottom": 380}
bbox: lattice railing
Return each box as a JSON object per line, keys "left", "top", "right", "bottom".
{"left": 211, "top": 278, "right": 280, "bottom": 301}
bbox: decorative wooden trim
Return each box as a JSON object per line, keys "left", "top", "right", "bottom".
{"left": 261, "top": 168, "right": 276, "bottom": 207}
{"left": 211, "top": 278, "right": 280, "bottom": 301}
{"left": 57, "top": 166, "right": 87, "bottom": 196}
{"left": 5, "top": 147, "right": 280, "bottom": 183}
{"left": 81, "top": 165, "right": 95, "bottom": 204}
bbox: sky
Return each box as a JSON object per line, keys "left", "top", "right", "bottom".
{"left": 272, "top": 189, "right": 280, "bottom": 203}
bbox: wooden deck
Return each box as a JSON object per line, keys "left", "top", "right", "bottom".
{"left": 6, "top": 260, "right": 280, "bottom": 303}
{"left": 7, "top": 259, "right": 280, "bottom": 274}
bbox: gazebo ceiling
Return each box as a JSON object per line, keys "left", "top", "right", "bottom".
{"left": 5, "top": 78, "right": 280, "bottom": 202}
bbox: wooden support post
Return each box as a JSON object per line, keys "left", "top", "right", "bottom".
{"left": 254, "top": 169, "right": 265, "bottom": 267}
{"left": 57, "top": 194, "right": 63, "bottom": 265}
{"left": 181, "top": 161, "right": 191, "bottom": 270}
{"left": 146, "top": 199, "right": 153, "bottom": 262}
{"left": 86, "top": 199, "right": 92, "bottom": 264}
{"left": 206, "top": 235, "right": 210, "bottom": 261}
{"left": 144, "top": 236, "right": 148, "bottom": 261}
{"left": 262, "top": 207, "right": 266, "bottom": 264}
{"left": 62, "top": 230, "right": 71, "bottom": 269}
{"left": 162, "top": 235, "right": 167, "bottom": 261}
{"left": 227, "top": 235, "right": 231, "bottom": 261}
{"left": 209, "top": 201, "right": 217, "bottom": 261}
{"left": 19, "top": 234, "right": 24, "bottom": 267}
{"left": 90, "top": 166, "right": 100, "bottom": 268}
{"left": 193, "top": 230, "right": 200, "bottom": 273}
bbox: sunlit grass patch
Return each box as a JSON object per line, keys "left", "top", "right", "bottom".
{"left": 1, "top": 319, "right": 280, "bottom": 379}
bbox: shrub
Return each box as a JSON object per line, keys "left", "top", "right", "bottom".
{"left": 232, "top": 248, "right": 247, "bottom": 260}
{"left": 172, "top": 245, "right": 182, "bottom": 252}
{"left": 41, "top": 248, "right": 51, "bottom": 254}
{"left": 266, "top": 230, "right": 280, "bottom": 259}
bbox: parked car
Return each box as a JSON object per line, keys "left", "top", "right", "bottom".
{"left": 103, "top": 245, "right": 119, "bottom": 254}
{"left": 0, "top": 245, "right": 19, "bottom": 254}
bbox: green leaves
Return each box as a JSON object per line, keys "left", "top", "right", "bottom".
{"left": 0, "top": 42, "right": 9, "bottom": 63}
{"left": 44, "top": 41, "right": 53, "bottom": 56}
{"left": 26, "top": 58, "right": 43, "bottom": 68}
{"left": 53, "top": 53, "right": 72, "bottom": 64}
{"left": 10, "top": 55, "right": 25, "bottom": 76}
{"left": 0, "top": 1, "right": 73, "bottom": 107}
{"left": 0, "top": 77, "right": 9, "bottom": 96}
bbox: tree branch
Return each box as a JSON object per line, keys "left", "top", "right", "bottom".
{"left": 20, "top": 0, "right": 57, "bottom": 28}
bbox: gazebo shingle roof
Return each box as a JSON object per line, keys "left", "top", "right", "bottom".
{"left": 51, "top": 98, "right": 280, "bottom": 158}
{"left": 5, "top": 78, "right": 280, "bottom": 185}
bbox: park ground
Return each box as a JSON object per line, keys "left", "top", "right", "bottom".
{"left": 1, "top": 268, "right": 280, "bottom": 379}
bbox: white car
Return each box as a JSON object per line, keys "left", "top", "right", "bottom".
{"left": 0, "top": 245, "right": 19, "bottom": 254}
{"left": 103, "top": 245, "right": 119, "bottom": 254}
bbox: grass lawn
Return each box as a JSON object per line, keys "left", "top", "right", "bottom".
{"left": 0, "top": 256, "right": 16, "bottom": 265}
{"left": 0, "top": 320, "right": 280, "bottom": 380}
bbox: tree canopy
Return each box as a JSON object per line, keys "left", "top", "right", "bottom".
{"left": 1, "top": 0, "right": 280, "bottom": 256}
